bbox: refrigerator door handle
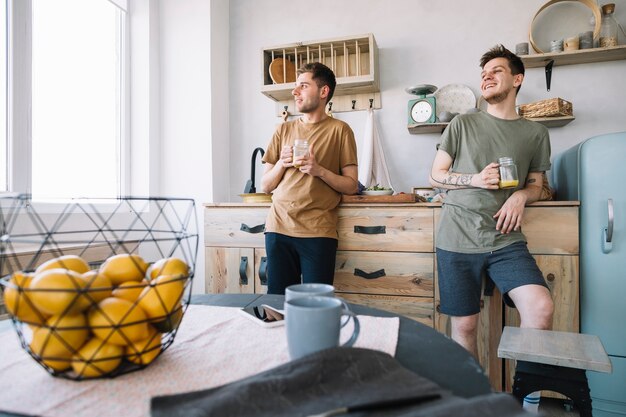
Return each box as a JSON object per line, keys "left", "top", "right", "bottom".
{"left": 602, "top": 198, "right": 614, "bottom": 253}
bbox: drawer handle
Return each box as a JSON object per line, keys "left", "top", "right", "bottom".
{"left": 239, "top": 256, "right": 249, "bottom": 285}
{"left": 240, "top": 223, "right": 265, "bottom": 234}
{"left": 354, "top": 225, "right": 386, "bottom": 234}
{"left": 354, "top": 268, "right": 386, "bottom": 280}
{"left": 259, "top": 257, "right": 268, "bottom": 286}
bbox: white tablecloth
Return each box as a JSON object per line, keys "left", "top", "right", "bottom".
{"left": 0, "top": 305, "right": 399, "bottom": 417}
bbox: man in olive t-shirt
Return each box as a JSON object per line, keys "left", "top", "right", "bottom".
{"left": 261, "top": 63, "right": 358, "bottom": 295}
{"left": 430, "top": 45, "right": 554, "bottom": 359}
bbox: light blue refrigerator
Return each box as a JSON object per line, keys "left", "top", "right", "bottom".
{"left": 553, "top": 131, "right": 626, "bottom": 416}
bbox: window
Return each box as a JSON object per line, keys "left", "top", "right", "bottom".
{"left": 7, "top": 0, "right": 128, "bottom": 199}
{"left": 1, "top": 1, "right": 7, "bottom": 192}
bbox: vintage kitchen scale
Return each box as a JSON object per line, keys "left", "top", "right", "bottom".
{"left": 406, "top": 84, "right": 437, "bottom": 125}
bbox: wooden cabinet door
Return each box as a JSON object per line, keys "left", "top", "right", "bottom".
{"left": 205, "top": 247, "right": 255, "bottom": 294}
{"left": 503, "top": 254, "right": 580, "bottom": 393}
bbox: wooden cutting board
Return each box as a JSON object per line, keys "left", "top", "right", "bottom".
{"left": 269, "top": 58, "right": 296, "bottom": 84}
{"left": 341, "top": 193, "right": 420, "bottom": 203}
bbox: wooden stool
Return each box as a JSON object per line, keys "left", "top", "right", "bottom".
{"left": 498, "top": 327, "right": 612, "bottom": 417}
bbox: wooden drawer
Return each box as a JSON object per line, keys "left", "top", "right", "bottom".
{"left": 436, "top": 206, "right": 578, "bottom": 255}
{"left": 334, "top": 251, "right": 433, "bottom": 297}
{"left": 522, "top": 207, "right": 579, "bottom": 255}
{"left": 204, "top": 208, "right": 268, "bottom": 248}
{"left": 337, "top": 208, "right": 433, "bottom": 252}
{"left": 339, "top": 293, "right": 433, "bottom": 327}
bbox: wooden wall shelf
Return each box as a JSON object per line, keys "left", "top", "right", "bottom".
{"left": 261, "top": 34, "right": 379, "bottom": 102}
{"left": 527, "top": 115, "right": 575, "bottom": 127}
{"left": 407, "top": 123, "right": 448, "bottom": 134}
{"left": 521, "top": 45, "right": 626, "bottom": 68}
{"left": 408, "top": 115, "right": 573, "bottom": 134}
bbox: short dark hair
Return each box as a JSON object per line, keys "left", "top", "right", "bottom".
{"left": 297, "top": 62, "right": 337, "bottom": 104}
{"left": 479, "top": 44, "right": 525, "bottom": 94}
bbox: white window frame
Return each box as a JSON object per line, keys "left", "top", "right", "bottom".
{"left": 6, "top": 0, "right": 130, "bottom": 204}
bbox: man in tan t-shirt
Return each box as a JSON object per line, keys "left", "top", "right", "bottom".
{"left": 260, "top": 62, "right": 358, "bottom": 294}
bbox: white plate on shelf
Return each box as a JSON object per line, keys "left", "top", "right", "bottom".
{"left": 434, "top": 84, "right": 477, "bottom": 115}
{"left": 362, "top": 190, "right": 394, "bottom": 196}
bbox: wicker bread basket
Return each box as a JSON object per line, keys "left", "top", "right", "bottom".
{"left": 518, "top": 98, "right": 573, "bottom": 118}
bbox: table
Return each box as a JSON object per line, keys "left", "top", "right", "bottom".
{"left": 0, "top": 294, "right": 491, "bottom": 417}
{"left": 191, "top": 293, "right": 492, "bottom": 398}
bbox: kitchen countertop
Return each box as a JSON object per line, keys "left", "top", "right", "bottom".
{"left": 204, "top": 200, "right": 580, "bottom": 208}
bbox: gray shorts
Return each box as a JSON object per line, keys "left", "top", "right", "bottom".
{"left": 436, "top": 241, "right": 548, "bottom": 316}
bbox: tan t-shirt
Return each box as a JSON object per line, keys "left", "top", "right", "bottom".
{"left": 262, "top": 117, "right": 357, "bottom": 239}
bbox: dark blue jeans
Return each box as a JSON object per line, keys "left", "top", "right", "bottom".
{"left": 264, "top": 232, "right": 338, "bottom": 295}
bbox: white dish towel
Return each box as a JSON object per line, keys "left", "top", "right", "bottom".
{"left": 358, "top": 108, "right": 394, "bottom": 190}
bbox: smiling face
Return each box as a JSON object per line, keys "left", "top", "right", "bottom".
{"left": 292, "top": 72, "right": 329, "bottom": 114}
{"left": 480, "top": 57, "right": 523, "bottom": 105}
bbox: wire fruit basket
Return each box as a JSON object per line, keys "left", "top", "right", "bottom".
{"left": 0, "top": 195, "right": 198, "bottom": 380}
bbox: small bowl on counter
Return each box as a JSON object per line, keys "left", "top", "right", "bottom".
{"left": 362, "top": 189, "right": 394, "bottom": 196}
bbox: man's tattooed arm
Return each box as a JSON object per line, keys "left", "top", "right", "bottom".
{"left": 430, "top": 172, "right": 475, "bottom": 189}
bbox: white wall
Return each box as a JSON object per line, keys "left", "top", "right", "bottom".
{"left": 158, "top": 0, "right": 213, "bottom": 293}
{"left": 154, "top": 0, "right": 626, "bottom": 293}
{"left": 226, "top": 0, "right": 626, "bottom": 197}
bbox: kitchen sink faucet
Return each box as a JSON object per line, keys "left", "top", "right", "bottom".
{"left": 243, "top": 147, "right": 265, "bottom": 194}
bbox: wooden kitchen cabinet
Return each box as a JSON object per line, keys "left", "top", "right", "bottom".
{"left": 204, "top": 203, "right": 437, "bottom": 316}
{"left": 204, "top": 203, "right": 268, "bottom": 294}
{"left": 204, "top": 201, "right": 579, "bottom": 392}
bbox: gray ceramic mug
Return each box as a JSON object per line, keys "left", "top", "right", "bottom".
{"left": 285, "top": 296, "right": 360, "bottom": 360}
{"left": 285, "top": 283, "right": 334, "bottom": 301}
{"left": 285, "top": 283, "right": 351, "bottom": 326}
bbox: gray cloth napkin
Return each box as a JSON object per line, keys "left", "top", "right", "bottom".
{"left": 151, "top": 347, "right": 530, "bottom": 417}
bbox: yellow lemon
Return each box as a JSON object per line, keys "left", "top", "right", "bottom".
{"left": 80, "top": 270, "right": 113, "bottom": 304}
{"left": 30, "top": 313, "right": 89, "bottom": 372}
{"left": 152, "top": 305, "right": 184, "bottom": 333}
{"left": 99, "top": 254, "right": 148, "bottom": 285}
{"left": 72, "top": 337, "right": 124, "bottom": 378}
{"left": 125, "top": 328, "right": 162, "bottom": 365}
{"left": 148, "top": 257, "right": 189, "bottom": 280}
{"left": 3, "top": 272, "right": 48, "bottom": 325}
{"left": 88, "top": 297, "right": 150, "bottom": 346}
{"left": 35, "top": 255, "right": 91, "bottom": 275}
{"left": 137, "top": 275, "right": 186, "bottom": 321}
{"left": 29, "top": 269, "right": 90, "bottom": 315}
{"left": 112, "top": 280, "right": 147, "bottom": 302}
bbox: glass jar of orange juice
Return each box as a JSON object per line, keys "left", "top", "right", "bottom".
{"left": 498, "top": 157, "right": 519, "bottom": 189}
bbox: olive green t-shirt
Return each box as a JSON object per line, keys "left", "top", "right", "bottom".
{"left": 262, "top": 117, "right": 358, "bottom": 239}
{"left": 436, "top": 111, "right": 551, "bottom": 253}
